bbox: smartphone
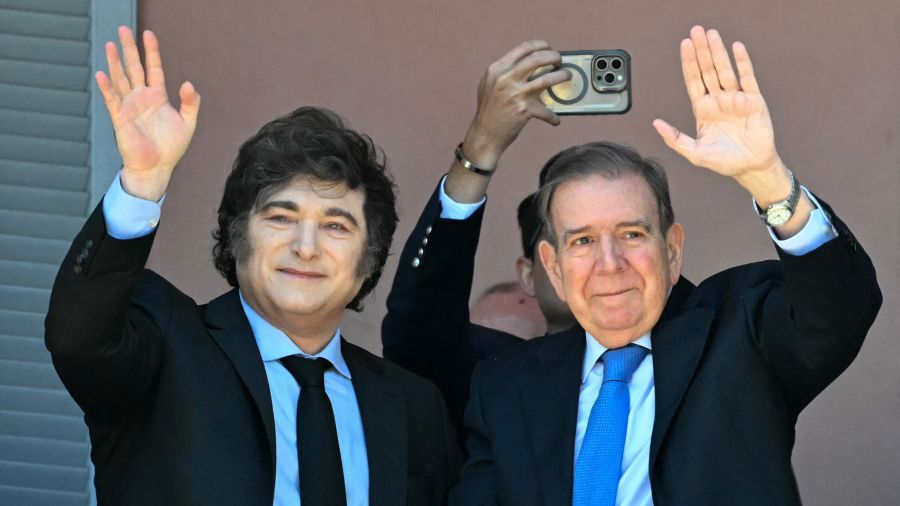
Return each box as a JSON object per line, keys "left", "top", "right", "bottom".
{"left": 533, "top": 49, "right": 631, "bottom": 115}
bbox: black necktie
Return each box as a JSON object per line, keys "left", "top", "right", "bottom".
{"left": 280, "top": 356, "right": 347, "bottom": 506}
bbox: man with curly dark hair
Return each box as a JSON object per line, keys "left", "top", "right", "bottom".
{"left": 44, "top": 27, "right": 459, "bottom": 506}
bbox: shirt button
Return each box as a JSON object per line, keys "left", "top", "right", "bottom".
{"left": 411, "top": 257, "right": 421, "bottom": 268}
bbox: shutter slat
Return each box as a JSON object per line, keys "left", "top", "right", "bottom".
{"left": 0, "top": 184, "right": 89, "bottom": 216}
{"left": 0, "top": 359, "right": 62, "bottom": 389}
{"left": 0, "top": 335, "right": 51, "bottom": 363}
{"left": 0, "top": 209, "right": 85, "bottom": 241}
{"left": 0, "top": 108, "right": 90, "bottom": 142}
{"left": 0, "top": 385, "right": 83, "bottom": 418}
{"left": 0, "top": 286, "right": 50, "bottom": 314}
{"left": 0, "top": 308, "right": 46, "bottom": 338}
{"left": 0, "top": 59, "right": 90, "bottom": 92}
{"left": 0, "top": 8, "right": 90, "bottom": 41}
{"left": 0, "top": 159, "right": 89, "bottom": 192}
{"left": 0, "top": 32, "right": 90, "bottom": 66}
{"left": 0, "top": 461, "right": 89, "bottom": 495}
{"left": 0, "top": 261, "right": 60, "bottom": 290}
{"left": 0, "top": 234, "right": 70, "bottom": 265}
{"left": 0, "top": 484, "right": 88, "bottom": 506}
{"left": 0, "top": 134, "right": 90, "bottom": 166}
{"left": 0, "top": 0, "right": 91, "bottom": 16}
{"left": 0, "top": 83, "right": 89, "bottom": 116}
{"left": 0, "top": 435, "right": 89, "bottom": 467}
{"left": 0, "top": 410, "right": 86, "bottom": 442}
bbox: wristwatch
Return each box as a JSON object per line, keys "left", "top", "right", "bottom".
{"left": 754, "top": 169, "right": 800, "bottom": 227}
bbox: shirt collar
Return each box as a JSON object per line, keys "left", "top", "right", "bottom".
{"left": 581, "top": 331, "right": 652, "bottom": 384}
{"left": 239, "top": 291, "right": 351, "bottom": 380}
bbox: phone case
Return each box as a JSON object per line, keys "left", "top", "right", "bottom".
{"left": 535, "top": 49, "right": 631, "bottom": 115}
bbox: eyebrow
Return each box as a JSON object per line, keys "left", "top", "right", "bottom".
{"left": 258, "top": 200, "right": 360, "bottom": 228}
{"left": 561, "top": 220, "right": 655, "bottom": 241}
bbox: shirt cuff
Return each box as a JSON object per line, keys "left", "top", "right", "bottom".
{"left": 767, "top": 187, "right": 837, "bottom": 256}
{"left": 102, "top": 171, "right": 166, "bottom": 240}
{"left": 438, "top": 175, "right": 486, "bottom": 220}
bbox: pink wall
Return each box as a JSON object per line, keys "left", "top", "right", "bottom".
{"left": 139, "top": 1, "right": 899, "bottom": 503}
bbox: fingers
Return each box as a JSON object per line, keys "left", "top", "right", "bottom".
{"left": 690, "top": 25, "right": 721, "bottom": 93}
{"left": 707, "top": 29, "right": 739, "bottom": 91}
{"left": 530, "top": 103, "right": 561, "bottom": 126}
{"left": 652, "top": 119, "right": 699, "bottom": 162}
{"left": 524, "top": 67, "right": 571, "bottom": 94}
{"left": 119, "top": 26, "right": 146, "bottom": 88}
{"left": 494, "top": 40, "right": 552, "bottom": 73}
{"left": 143, "top": 30, "right": 166, "bottom": 89}
{"left": 680, "top": 39, "right": 706, "bottom": 101}
{"left": 511, "top": 49, "right": 562, "bottom": 80}
{"left": 733, "top": 41, "right": 760, "bottom": 94}
{"left": 178, "top": 81, "right": 201, "bottom": 129}
{"left": 105, "top": 41, "right": 131, "bottom": 96}
{"left": 95, "top": 71, "right": 121, "bottom": 119}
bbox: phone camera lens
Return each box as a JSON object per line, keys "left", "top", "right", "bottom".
{"left": 611, "top": 58, "right": 623, "bottom": 70}
{"left": 604, "top": 72, "right": 615, "bottom": 84}
{"left": 596, "top": 59, "right": 608, "bottom": 70}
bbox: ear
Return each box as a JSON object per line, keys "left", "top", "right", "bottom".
{"left": 537, "top": 239, "right": 567, "bottom": 302}
{"left": 665, "top": 222, "right": 685, "bottom": 285}
{"left": 516, "top": 256, "right": 536, "bottom": 296}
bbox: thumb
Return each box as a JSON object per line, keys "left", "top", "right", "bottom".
{"left": 653, "top": 119, "right": 698, "bottom": 161}
{"left": 178, "top": 81, "right": 201, "bottom": 130}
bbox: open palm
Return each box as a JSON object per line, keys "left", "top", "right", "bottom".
{"left": 96, "top": 27, "right": 199, "bottom": 200}
{"left": 655, "top": 27, "right": 780, "bottom": 178}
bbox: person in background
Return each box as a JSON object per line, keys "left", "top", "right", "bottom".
{"left": 470, "top": 281, "right": 548, "bottom": 339}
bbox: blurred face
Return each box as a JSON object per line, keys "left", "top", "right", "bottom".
{"left": 517, "top": 245, "right": 576, "bottom": 334}
{"left": 538, "top": 174, "right": 683, "bottom": 348}
{"left": 236, "top": 177, "right": 367, "bottom": 331}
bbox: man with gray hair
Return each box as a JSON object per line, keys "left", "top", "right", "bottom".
{"left": 450, "top": 26, "right": 881, "bottom": 505}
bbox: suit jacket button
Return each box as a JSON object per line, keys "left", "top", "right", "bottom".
{"left": 418, "top": 248, "right": 424, "bottom": 256}
{"left": 76, "top": 253, "right": 84, "bottom": 263}
{"left": 411, "top": 257, "right": 421, "bottom": 268}
{"left": 421, "top": 237, "right": 428, "bottom": 246}
{"left": 73, "top": 265, "right": 82, "bottom": 274}
{"left": 81, "top": 247, "right": 90, "bottom": 258}
{"left": 85, "top": 239, "right": 94, "bottom": 249}
{"left": 425, "top": 225, "right": 432, "bottom": 235}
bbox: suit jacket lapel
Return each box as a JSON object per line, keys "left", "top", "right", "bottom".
{"left": 518, "top": 327, "right": 585, "bottom": 505}
{"left": 342, "top": 339, "right": 407, "bottom": 506}
{"left": 649, "top": 277, "right": 713, "bottom": 468}
{"left": 204, "top": 289, "right": 277, "bottom": 475}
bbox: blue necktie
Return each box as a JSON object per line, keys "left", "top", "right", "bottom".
{"left": 573, "top": 344, "right": 649, "bottom": 506}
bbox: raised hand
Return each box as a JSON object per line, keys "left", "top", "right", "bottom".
{"left": 96, "top": 26, "right": 200, "bottom": 201}
{"left": 446, "top": 41, "right": 570, "bottom": 203}
{"left": 653, "top": 26, "right": 783, "bottom": 185}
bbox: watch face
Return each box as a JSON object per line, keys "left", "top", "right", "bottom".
{"left": 767, "top": 206, "right": 792, "bottom": 226}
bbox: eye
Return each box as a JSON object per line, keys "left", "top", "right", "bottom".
{"left": 265, "top": 214, "right": 292, "bottom": 224}
{"left": 571, "top": 236, "right": 593, "bottom": 247}
{"left": 622, "top": 230, "right": 645, "bottom": 240}
{"left": 324, "top": 222, "right": 349, "bottom": 232}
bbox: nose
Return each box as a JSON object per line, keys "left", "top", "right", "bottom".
{"left": 291, "top": 220, "right": 319, "bottom": 260}
{"left": 593, "top": 235, "right": 626, "bottom": 273}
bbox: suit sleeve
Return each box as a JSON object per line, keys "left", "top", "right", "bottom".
{"left": 44, "top": 201, "right": 166, "bottom": 425}
{"left": 448, "top": 362, "right": 499, "bottom": 505}
{"left": 744, "top": 200, "right": 882, "bottom": 413}
{"left": 381, "top": 179, "right": 488, "bottom": 435}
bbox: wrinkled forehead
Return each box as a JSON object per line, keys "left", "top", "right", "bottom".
{"left": 550, "top": 173, "right": 659, "bottom": 228}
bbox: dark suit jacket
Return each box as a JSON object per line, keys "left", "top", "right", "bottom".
{"left": 44, "top": 203, "right": 461, "bottom": 506}
{"left": 449, "top": 204, "right": 882, "bottom": 505}
{"left": 383, "top": 182, "right": 523, "bottom": 442}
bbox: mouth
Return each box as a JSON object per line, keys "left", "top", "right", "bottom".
{"left": 595, "top": 288, "right": 635, "bottom": 300}
{"left": 277, "top": 268, "right": 326, "bottom": 280}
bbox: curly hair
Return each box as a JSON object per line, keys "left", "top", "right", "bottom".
{"left": 212, "top": 106, "right": 398, "bottom": 311}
